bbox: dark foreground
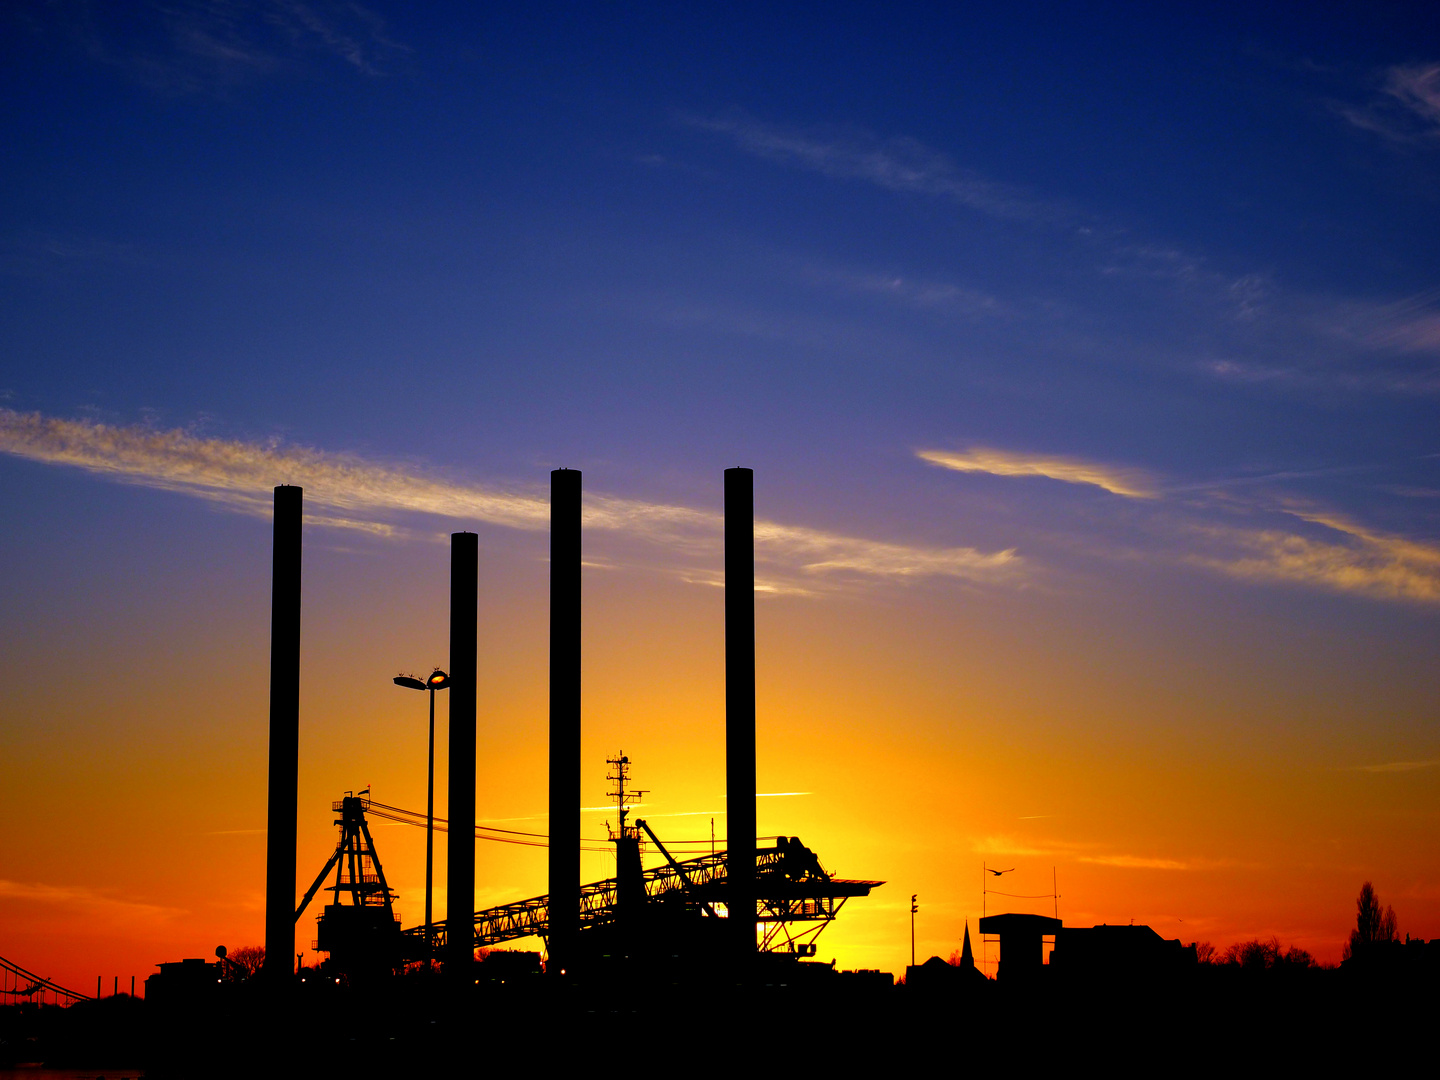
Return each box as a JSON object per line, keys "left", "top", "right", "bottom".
{"left": 5, "top": 963, "right": 1436, "bottom": 1076}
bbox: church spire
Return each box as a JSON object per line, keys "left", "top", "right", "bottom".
{"left": 958, "top": 920, "right": 976, "bottom": 969}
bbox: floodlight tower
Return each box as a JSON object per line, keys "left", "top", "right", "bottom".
{"left": 393, "top": 668, "right": 451, "bottom": 959}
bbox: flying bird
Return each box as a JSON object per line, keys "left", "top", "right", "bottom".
{"left": 988, "top": 868, "right": 1014, "bottom": 876}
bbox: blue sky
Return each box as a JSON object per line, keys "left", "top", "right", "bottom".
{"left": 6, "top": 2, "right": 1439, "bottom": 599}
{"left": 2, "top": 2, "right": 1438, "bottom": 979}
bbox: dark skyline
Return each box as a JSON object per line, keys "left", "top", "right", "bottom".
{"left": 1, "top": 2, "right": 1437, "bottom": 990}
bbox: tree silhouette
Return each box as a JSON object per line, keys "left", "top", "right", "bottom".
{"left": 1217, "top": 938, "right": 1316, "bottom": 970}
{"left": 1344, "top": 882, "right": 1397, "bottom": 960}
{"left": 221, "top": 945, "right": 265, "bottom": 981}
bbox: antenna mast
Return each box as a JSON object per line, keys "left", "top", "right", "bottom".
{"left": 605, "top": 753, "right": 648, "bottom": 845}
{"left": 606, "top": 754, "right": 649, "bottom": 919}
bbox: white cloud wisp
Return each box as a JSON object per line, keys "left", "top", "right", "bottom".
{"left": 0, "top": 409, "right": 1019, "bottom": 590}
{"left": 918, "top": 447, "right": 1159, "bottom": 498}
{"left": 918, "top": 440, "right": 1440, "bottom": 605}
{"left": 688, "top": 115, "right": 1063, "bottom": 223}
{"left": 1192, "top": 509, "right": 1440, "bottom": 605}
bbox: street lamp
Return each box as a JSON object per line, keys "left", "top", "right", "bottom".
{"left": 910, "top": 894, "right": 918, "bottom": 968}
{"left": 394, "top": 667, "right": 450, "bottom": 966}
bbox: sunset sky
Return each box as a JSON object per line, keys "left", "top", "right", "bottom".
{"left": 2, "top": 2, "right": 1438, "bottom": 992}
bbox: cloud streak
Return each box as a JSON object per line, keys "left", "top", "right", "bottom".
{"left": 1087, "top": 496, "right": 1440, "bottom": 607}
{"left": 86, "top": 0, "right": 407, "bottom": 90}
{"left": 0, "top": 879, "right": 184, "bottom": 924}
{"left": 10, "top": 409, "right": 1431, "bottom": 606}
{"left": 918, "top": 447, "right": 1159, "bottom": 498}
{"left": 1192, "top": 509, "right": 1440, "bottom": 605}
{"left": 973, "top": 836, "right": 1198, "bottom": 870}
{"left": 919, "top": 439, "right": 1440, "bottom": 605}
{"left": 0, "top": 409, "right": 1018, "bottom": 589}
{"left": 0, "top": 408, "right": 551, "bottom": 529}
{"left": 1351, "top": 759, "right": 1439, "bottom": 774}
{"left": 1077, "top": 854, "right": 1192, "bottom": 871}
{"left": 1385, "top": 63, "right": 1440, "bottom": 130}
{"left": 688, "top": 115, "right": 1063, "bottom": 223}
{"left": 1337, "top": 62, "right": 1440, "bottom": 143}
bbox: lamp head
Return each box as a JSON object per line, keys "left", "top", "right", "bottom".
{"left": 427, "top": 669, "right": 451, "bottom": 690}
{"left": 393, "top": 675, "right": 427, "bottom": 691}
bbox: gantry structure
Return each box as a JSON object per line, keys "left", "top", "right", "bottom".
{"left": 406, "top": 826, "right": 881, "bottom": 959}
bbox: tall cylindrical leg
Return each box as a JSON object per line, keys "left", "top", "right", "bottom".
{"left": 426, "top": 687, "right": 435, "bottom": 962}
{"left": 447, "top": 533, "right": 478, "bottom": 987}
{"left": 725, "top": 468, "right": 756, "bottom": 959}
{"left": 548, "top": 469, "right": 582, "bottom": 975}
{"left": 264, "top": 485, "right": 302, "bottom": 985}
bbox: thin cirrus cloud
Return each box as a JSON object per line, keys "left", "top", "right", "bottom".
{"left": 686, "top": 114, "right": 1065, "bottom": 224}
{"left": 918, "top": 443, "right": 1440, "bottom": 605}
{"left": 0, "top": 409, "right": 1018, "bottom": 589}
{"left": 1076, "top": 854, "right": 1193, "bottom": 871}
{"left": 0, "top": 408, "right": 551, "bottom": 530}
{"left": 918, "top": 447, "right": 1159, "bottom": 498}
{"left": 1385, "top": 63, "right": 1440, "bottom": 131}
{"left": 1191, "top": 508, "right": 1440, "bottom": 605}
{"left": 0, "top": 879, "right": 183, "bottom": 925}
{"left": 973, "top": 836, "right": 1195, "bottom": 871}
{"left": 75, "top": 0, "right": 407, "bottom": 91}
{"left": 1352, "top": 289, "right": 1440, "bottom": 355}
{"left": 1351, "top": 759, "right": 1439, "bottom": 773}
{"left": 696, "top": 115, "right": 1440, "bottom": 399}
{"left": 1337, "top": 62, "right": 1440, "bottom": 143}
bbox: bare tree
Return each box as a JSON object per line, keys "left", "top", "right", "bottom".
{"left": 1223, "top": 938, "right": 1280, "bottom": 969}
{"left": 221, "top": 945, "right": 265, "bottom": 982}
{"left": 1218, "top": 938, "right": 1315, "bottom": 971}
{"left": 1279, "top": 944, "right": 1316, "bottom": 968}
{"left": 1344, "top": 882, "right": 1398, "bottom": 960}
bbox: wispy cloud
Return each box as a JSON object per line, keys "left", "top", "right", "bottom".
{"left": 1386, "top": 63, "right": 1440, "bottom": 129}
{"left": 0, "top": 409, "right": 1018, "bottom": 589}
{"left": 162, "top": 0, "right": 405, "bottom": 77}
{"left": 687, "top": 115, "right": 1064, "bottom": 223}
{"left": 972, "top": 836, "right": 1197, "bottom": 870}
{"left": 919, "top": 437, "right": 1440, "bottom": 605}
{"left": 918, "top": 447, "right": 1159, "bottom": 498}
{"left": 792, "top": 259, "right": 1007, "bottom": 318}
{"left": 0, "top": 879, "right": 184, "bottom": 924}
{"left": 1337, "top": 62, "right": 1440, "bottom": 143}
{"left": 972, "top": 836, "right": 1057, "bottom": 858}
{"left": 1351, "top": 759, "right": 1440, "bottom": 774}
{"left": 1077, "top": 854, "right": 1192, "bottom": 871}
{"left": 697, "top": 114, "right": 1440, "bottom": 399}
{"left": 1362, "top": 304, "right": 1440, "bottom": 356}
{"left": 1181, "top": 282, "right": 1440, "bottom": 397}
{"left": 1191, "top": 508, "right": 1440, "bottom": 605}
{"left": 756, "top": 519, "right": 1017, "bottom": 580}
{"left": 0, "top": 408, "right": 551, "bottom": 531}
{"left": 567, "top": 488, "right": 1018, "bottom": 587}
{"left": 45, "top": 0, "right": 408, "bottom": 93}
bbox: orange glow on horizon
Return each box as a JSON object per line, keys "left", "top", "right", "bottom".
{"left": 1, "top": 492, "right": 1436, "bottom": 995}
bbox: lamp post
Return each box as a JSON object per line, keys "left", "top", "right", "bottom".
{"left": 910, "top": 894, "right": 918, "bottom": 968}
{"left": 394, "top": 668, "right": 450, "bottom": 966}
